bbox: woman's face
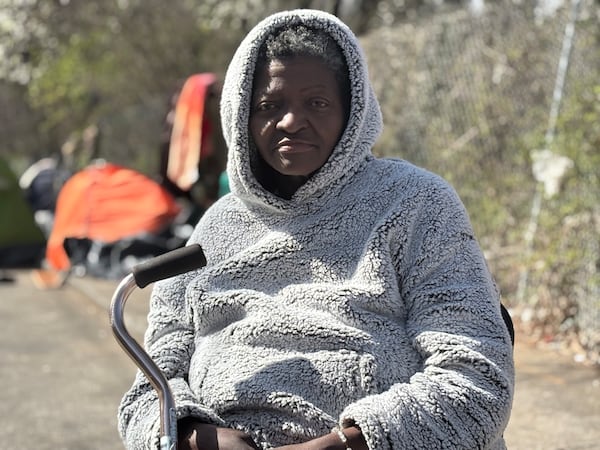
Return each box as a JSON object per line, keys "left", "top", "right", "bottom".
{"left": 249, "top": 56, "right": 347, "bottom": 177}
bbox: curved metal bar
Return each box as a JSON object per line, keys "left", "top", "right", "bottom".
{"left": 109, "top": 273, "right": 177, "bottom": 450}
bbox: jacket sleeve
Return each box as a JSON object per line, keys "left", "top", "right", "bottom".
{"left": 117, "top": 271, "right": 224, "bottom": 450}
{"left": 340, "top": 180, "right": 515, "bottom": 450}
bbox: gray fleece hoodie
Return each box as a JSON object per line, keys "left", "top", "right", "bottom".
{"left": 118, "top": 9, "right": 514, "bottom": 450}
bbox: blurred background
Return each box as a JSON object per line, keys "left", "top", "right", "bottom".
{"left": 1, "top": 0, "right": 599, "bottom": 365}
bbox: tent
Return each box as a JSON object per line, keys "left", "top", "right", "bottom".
{"left": 45, "top": 161, "right": 182, "bottom": 279}
{"left": 158, "top": 73, "right": 228, "bottom": 217}
{"left": 165, "top": 72, "right": 218, "bottom": 192}
{"left": 0, "top": 157, "right": 46, "bottom": 268}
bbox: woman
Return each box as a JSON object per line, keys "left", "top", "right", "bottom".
{"left": 119, "top": 9, "right": 514, "bottom": 450}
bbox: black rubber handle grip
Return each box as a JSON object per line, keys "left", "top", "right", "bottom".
{"left": 132, "top": 244, "right": 207, "bottom": 288}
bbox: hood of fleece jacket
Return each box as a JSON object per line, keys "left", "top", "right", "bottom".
{"left": 219, "top": 9, "right": 383, "bottom": 212}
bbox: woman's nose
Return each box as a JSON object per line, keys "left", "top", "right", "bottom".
{"left": 276, "top": 108, "right": 306, "bottom": 133}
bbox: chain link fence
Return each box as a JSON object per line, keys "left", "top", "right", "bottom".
{"left": 361, "top": 0, "right": 600, "bottom": 363}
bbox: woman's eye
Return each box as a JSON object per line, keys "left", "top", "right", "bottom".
{"left": 310, "top": 98, "right": 329, "bottom": 108}
{"left": 255, "top": 102, "right": 276, "bottom": 112}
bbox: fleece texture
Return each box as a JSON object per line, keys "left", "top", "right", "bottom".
{"left": 118, "top": 9, "right": 514, "bottom": 450}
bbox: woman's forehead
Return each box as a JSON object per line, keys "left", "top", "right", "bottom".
{"left": 253, "top": 57, "right": 340, "bottom": 90}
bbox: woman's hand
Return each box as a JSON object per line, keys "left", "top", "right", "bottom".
{"left": 272, "top": 426, "right": 368, "bottom": 450}
{"left": 177, "top": 420, "right": 260, "bottom": 450}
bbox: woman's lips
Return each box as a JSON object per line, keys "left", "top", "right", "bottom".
{"left": 276, "top": 141, "right": 315, "bottom": 153}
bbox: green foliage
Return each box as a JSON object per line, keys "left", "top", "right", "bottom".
{"left": 526, "top": 77, "right": 600, "bottom": 341}
{"left": 28, "top": 31, "right": 116, "bottom": 135}
{"left": 361, "top": 2, "right": 600, "bottom": 360}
